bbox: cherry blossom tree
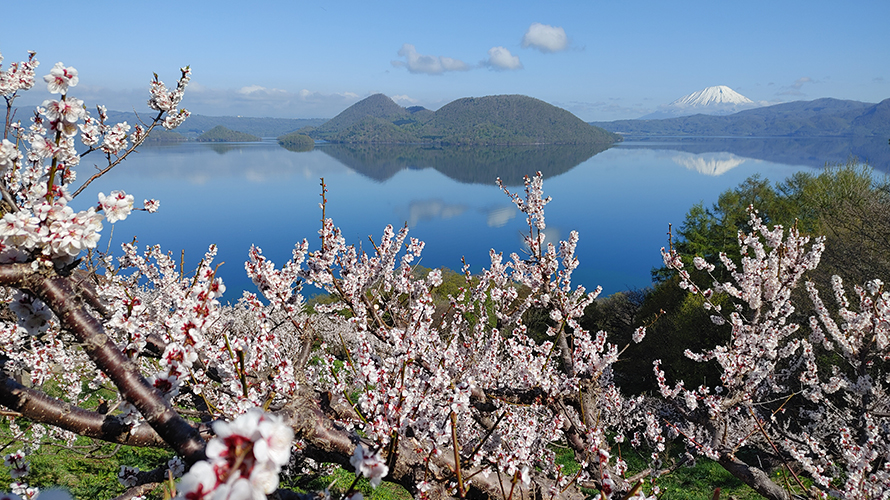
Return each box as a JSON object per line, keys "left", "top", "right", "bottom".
{"left": 0, "top": 49, "right": 888, "bottom": 500}
{"left": 0, "top": 50, "right": 653, "bottom": 500}
{"left": 658, "top": 210, "right": 890, "bottom": 499}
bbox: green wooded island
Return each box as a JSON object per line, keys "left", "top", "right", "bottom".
{"left": 197, "top": 125, "right": 262, "bottom": 142}
{"left": 304, "top": 93, "right": 621, "bottom": 145}
{"left": 277, "top": 131, "right": 315, "bottom": 151}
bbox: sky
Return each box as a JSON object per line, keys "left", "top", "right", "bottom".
{"left": 3, "top": 0, "right": 888, "bottom": 121}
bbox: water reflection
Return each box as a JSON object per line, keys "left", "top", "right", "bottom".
{"left": 203, "top": 143, "right": 248, "bottom": 155}
{"left": 316, "top": 143, "right": 611, "bottom": 185}
{"left": 671, "top": 152, "right": 751, "bottom": 176}
{"left": 406, "top": 199, "right": 468, "bottom": 227}
{"left": 87, "top": 139, "right": 826, "bottom": 297}
{"left": 619, "top": 136, "right": 890, "bottom": 171}
{"left": 486, "top": 206, "right": 517, "bottom": 228}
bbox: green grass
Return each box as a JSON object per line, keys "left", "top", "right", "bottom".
{"left": 655, "top": 459, "right": 763, "bottom": 499}
{"left": 282, "top": 465, "right": 410, "bottom": 500}
{"left": 0, "top": 439, "right": 175, "bottom": 499}
{"left": 2, "top": 417, "right": 808, "bottom": 500}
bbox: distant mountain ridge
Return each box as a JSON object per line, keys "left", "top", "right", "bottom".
{"left": 104, "top": 111, "right": 326, "bottom": 139}
{"left": 593, "top": 98, "right": 890, "bottom": 137}
{"left": 311, "top": 94, "right": 619, "bottom": 145}
{"left": 641, "top": 85, "right": 761, "bottom": 119}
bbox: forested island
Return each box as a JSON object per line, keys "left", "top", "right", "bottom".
{"left": 277, "top": 131, "right": 315, "bottom": 151}
{"left": 196, "top": 125, "right": 261, "bottom": 142}
{"left": 307, "top": 93, "right": 620, "bottom": 145}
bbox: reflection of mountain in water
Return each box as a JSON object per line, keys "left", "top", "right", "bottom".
{"left": 316, "top": 143, "right": 611, "bottom": 185}
{"left": 620, "top": 137, "right": 890, "bottom": 172}
{"left": 672, "top": 152, "right": 750, "bottom": 176}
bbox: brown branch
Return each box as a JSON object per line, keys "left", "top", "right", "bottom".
{"left": 71, "top": 111, "right": 164, "bottom": 199}
{"left": 0, "top": 371, "right": 211, "bottom": 448}
{"left": 112, "top": 483, "right": 161, "bottom": 500}
{"left": 0, "top": 263, "right": 208, "bottom": 464}
{"left": 277, "top": 386, "right": 589, "bottom": 500}
{"left": 718, "top": 452, "right": 791, "bottom": 500}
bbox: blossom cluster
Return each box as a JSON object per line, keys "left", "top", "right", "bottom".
{"left": 176, "top": 409, "right": 293, "bottom": 500}
{"left": 259, "top": 172, "right": 645, "bottom": 496}
{"left": 659, "top": 207, "right": 890, "bottom": 498}
{"left": 0, "top": 51, "right": 189, "bottom": 271}
{"left": 0, "top": 51, "right": 38, "bottom": 96}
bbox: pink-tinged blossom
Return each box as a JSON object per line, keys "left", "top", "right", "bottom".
{"left": 350, "top": 444, "right": 389, "bottom": 488}
{"left": 0, "top": 139, "right": 22, "bottom": 172}
{"left": 98, "top": 190, "right": 134, "bottom": 223}
{"left": 8, "top": 482, "right": 38, "bottom": 500}
{"left": 9, "top": 291, "right": 52, "bottom": 336}
{"left": 43, "top": 62, "right": 78, "bottom": 94}
{"left": 100, "top": 122, "right": 130, "bottom": 154}
{"left": 167, "top": 457, "right": 185, "bottom": 478}
{"left": 0, "top": 51, "right": 38, "bottom": 96}
{"left": 41, "top": 98, "right": 84, "bottom": 124}
{"left": 144, "top": 199, "right": 160, "bottom": 213}
{"left": 78, "top": 120, "right": 101, "bottom": 146}
{"left": 148, "top": 67, "right": 191, "bottom": 118}
{"left": 27, "top": 134, "right": 55, "bottom": 161}
{"left": 163, "top": 109, "right": 191, "bottom": 130}
{"left": 177, "top": 409, "right": 293, "bottom": 500}
{"left": 175, "top": 460, "right": 216, "bottom": 500}
{"left": 117, "top": 465, "right": 140, "bottom": 488}
{"left": 3, "top": 450, "right": 30, "bottom": 479}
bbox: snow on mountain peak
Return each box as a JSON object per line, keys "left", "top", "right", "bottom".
{"left": 670, "top": 86, "right": 754, "bottom": 107}
{"left": 640, "top": 85, "right": 760, "bottom": 119}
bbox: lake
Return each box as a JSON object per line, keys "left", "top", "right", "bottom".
{"left": 73, "top": 136, "right": 888, "bottom": 299}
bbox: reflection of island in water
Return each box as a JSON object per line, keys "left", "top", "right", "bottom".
{"left": 202, "top": 143, "right": 249, "bottom": 155}
{"left": 619, "top": 136, "right": 890, "bottom": 172}
{"left": 315, "top": 143, "right": 611, "bottom": 185}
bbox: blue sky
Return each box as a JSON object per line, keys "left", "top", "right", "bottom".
{"left": 3, "top": 0, "right": 888, "bottom": 121}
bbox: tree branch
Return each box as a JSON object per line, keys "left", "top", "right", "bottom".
{"left": 0, "top": 263, "right": 208, "bottom": 464}
{"left": 0, "top": 371, "right": 212, "bottom": 448}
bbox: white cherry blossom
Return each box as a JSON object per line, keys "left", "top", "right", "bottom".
{"left": 43, "top": 62, "right": 78, "bottom": 94}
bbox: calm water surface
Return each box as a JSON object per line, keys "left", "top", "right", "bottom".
{"left": 74, "top": 137, "right": 874, "bottom": 298}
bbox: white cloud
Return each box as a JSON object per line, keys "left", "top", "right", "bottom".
{"left": 237, "top": 85, "right": 288, "bottom": 97}
{"left": 391, "top": 94, "right": 419, "bottom": 105}
{"left": 392, "top": 44, "right": 470, "bottom": 75}
{"left": 298, "top": 88, "right": 359, "bottom": 102}
{"left": 11, "top": 80, "right": 362, "bottom": 118}
{"left": 521, "top": 23, "right": 568, "bottom": 53}
{"left": 777, "top": 76, "right": 818, "bottom": 96}
{"left": 484, "top": 46, "right": 522, "bottom": 71}
{"left": 174, "top": 85, "right": 362, "bottom": 118}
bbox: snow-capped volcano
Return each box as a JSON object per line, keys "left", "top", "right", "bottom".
{"left": 670, "top": 85, "right": 753, "bottom": 107}
{"left": 642, "top": 85, "right": 762, "bottom": 119}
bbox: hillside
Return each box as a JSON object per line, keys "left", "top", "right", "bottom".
{"left": 141, "top": 128, "right": 187, "bottom": 143}
{"left": 197, "top": 126, "right": 261, "bottom": 142}
{"left": 313, "top": 93, "right": 412, "bottom": 136}
{"left": 313, "top": 94, "right": 619, "bottom": 145}
{"left": 593, "top": 98, "right": 889, "bottom": 137}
